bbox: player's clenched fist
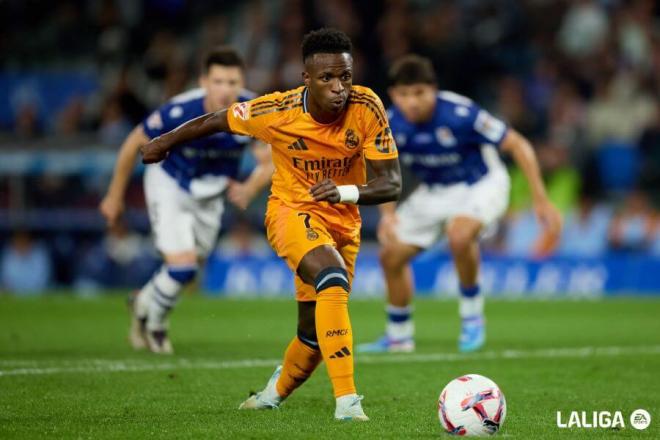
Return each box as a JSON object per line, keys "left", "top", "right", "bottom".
{"left": 309, "top": 179, "right": 340, "bottom": 203}
{"left": 99, "top": 194, "right": 124, "bottom": 227}
{"left": 141, "top": 136, "right": 170, "bottom": 164}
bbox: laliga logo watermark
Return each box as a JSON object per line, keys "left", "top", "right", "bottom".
{"left": 556, "top": 409, "right": 651, "bottom": 430}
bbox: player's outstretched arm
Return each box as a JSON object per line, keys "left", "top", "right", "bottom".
{"left": 141, "top": 109, "right": 232, "bottom": 164}
{"left": 99, "top": 125, "right": 150, "bottom": 227}
{"left": 310, "top": 158, "right": 401, "bottom": 205}
{"left": 500, "top": 129, "right": 563, "bottom": 238}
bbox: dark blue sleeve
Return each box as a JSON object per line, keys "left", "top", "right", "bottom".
{"left": 387, "top": 107, "right": 408, "bottom": 148}
{"left": 141, "top": 103, "right": 173, "bottom": 140}
{"left": 463, "top": 102, "right": 508, "bottom": 148}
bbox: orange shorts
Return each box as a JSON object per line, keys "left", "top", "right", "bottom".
{"left": 265, "top": 198, "right": 361, "bottom": 302}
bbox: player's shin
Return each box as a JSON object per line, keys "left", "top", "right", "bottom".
{"left": 314, "top": 267, "right": 355, "bottom": 398}
{"left": 275, "top": 334, "right": 322, "bottom": 399}
{"left": 145, "top": 264, "right": 197, "bottom": 330}
{"left": 386, "top": 304, "right": 415, "bottom": 342}
{"left": 459, "top": 284, "right": 484, "bottom": 319}
{"left": 458, "top": 284, "right": 485, "bottom": 352}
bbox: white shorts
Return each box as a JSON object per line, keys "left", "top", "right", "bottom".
{"left": 395, "top": 169, "right": 510, "bottom": 249}
{"left": 144, "top": 164, "right": 225, "bottom": 257}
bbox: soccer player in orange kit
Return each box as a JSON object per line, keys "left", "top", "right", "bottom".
{"left": 141, "top": 28, "right": 401, "bottom": 421}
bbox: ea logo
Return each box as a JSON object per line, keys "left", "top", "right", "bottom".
{"left": 630, "top": 409, "right": 651, "bottom": 430}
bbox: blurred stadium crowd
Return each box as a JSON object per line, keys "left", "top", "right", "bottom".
{"left": 1, "top": 0, "right": 659, "bottom": 293}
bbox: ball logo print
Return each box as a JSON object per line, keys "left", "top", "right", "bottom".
{"left": 438, "top": 374, "right": 506, "bottom": 436}
{"left": 630, "top": 409, "right": 651, "bottom": 430}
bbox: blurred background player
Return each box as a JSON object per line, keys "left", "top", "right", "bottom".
{"left": 140, "top": 28, "right": 401, "bottom": 421}
{"left": 358, "top": 55, "right": 562, "bottom": 353}
{"left": 99, "top": 47, "right": 273, "bottom": 354}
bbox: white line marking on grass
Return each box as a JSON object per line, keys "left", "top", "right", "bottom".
{"left": 1, "top": 345, "right": 659, "bottom": 377}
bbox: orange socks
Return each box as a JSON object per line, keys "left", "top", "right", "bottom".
{"left": 315, "top": 285, "right": 355, "bottom": 397}
{"left": 275, "top": 336, "right": 322, "bottom": 398}
{"left": 276, "top": 267, "right": 357, "bottom": 400}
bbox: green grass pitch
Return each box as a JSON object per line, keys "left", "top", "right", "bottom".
{"left": 1, "top": 295, "right": 659, "bottom": 439}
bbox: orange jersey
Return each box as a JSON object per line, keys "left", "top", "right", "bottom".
{"left": 227, "top": 85, "right": 398, "bottom": 229}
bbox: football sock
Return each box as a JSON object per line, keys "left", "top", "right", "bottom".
{"left": 275, "top": 335, "right": 322, "bottom": 398}
{"left": 143, "top": 264, "right": 197, "bottom": 331}
{"left": 459, "top": 284, "right": 484, "bottom": 320}
{"left": 314, "top": 267, "right": 356, "bottom": 398}
{"left": 385, "top": 304, "right": 414, "bottom": 341}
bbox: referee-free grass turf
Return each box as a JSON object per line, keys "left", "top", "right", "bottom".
{"left": 1, "top": 295, "right": 659, "bottom": 439}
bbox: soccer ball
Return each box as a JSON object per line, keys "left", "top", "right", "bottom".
{"left": 438, "top": 374, "right": 506, "bottom": 436}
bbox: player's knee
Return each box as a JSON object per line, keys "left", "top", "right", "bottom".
{"left": 446, "top": 226, "right": 476, "bottom": 253}
{"left": 379, "top": 245, "right": 407, "bottom": 270}
{"left": 314, "top": 267, "right": 349, "bottom": 293}
{"left": 167, "top": 265, "right": 198, "bottom": 285}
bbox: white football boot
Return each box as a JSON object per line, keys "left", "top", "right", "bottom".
{"left": 145, "top": 329, "right": 174, "bottom": 355}
{"left": 239, "top": 365, "right": 284, "bottom": 410}
{"left": 335, "top": 394, "right": 369, "bottom": 421}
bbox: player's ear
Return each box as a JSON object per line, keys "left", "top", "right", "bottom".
{"left": 302, "top": 71, "right": 310, "bottom": 88}
{"left": 198, "top": 74, "right": 207, "bottom": 88}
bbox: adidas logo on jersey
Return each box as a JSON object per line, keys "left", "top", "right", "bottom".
{"left": 287, "top": 138, "right": 309, "bottom": 151}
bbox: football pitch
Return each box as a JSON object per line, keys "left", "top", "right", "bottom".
{"left": 1, "top": 295, "right": 659, "bottom": 439}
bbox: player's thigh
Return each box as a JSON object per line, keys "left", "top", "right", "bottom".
{"left": 191, "top": 196, "right": 225, "bottom": 258}
{"left": 265, "top": 201, "right": 338, "bottom": 293}
{"left": 395, "top": 184, "right": 448, "bottom": 249}
{"left": 144, "top": 165, "right": 196, "bottom": 254}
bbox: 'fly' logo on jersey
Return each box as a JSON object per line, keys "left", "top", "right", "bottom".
{"left": 287, "top": 138, "right": 309, "bottom": 151}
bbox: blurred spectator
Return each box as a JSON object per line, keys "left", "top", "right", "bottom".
{"left": 615, "top": 0, "right": 656, "bottom": 71}
{"left": 639, "top": 109, "right": 660, "bottom": 207}
{"left": 559, "top": 196, "right": 612, "bottom": 257}
{"left": 509, "top": 142, "right": 580, "bottom": 214}
{"left": 98, "top": 94, "right": 133, "bottom": 146}
{"left": 75, "top": 221, "right": 157, "bottom": 292}
{"left": 1, "top": 231, "right": 52, "bottom": 294}
{"left": 585, "top": 72, "right": 657, "bottom": 148}
{"left": 14, "top": 105, "right": 42, "bottom": 139}
{"left": 502, "top": 210, "right": 540, "bottom": 257}
{"left": 608, "top": 190, "right": 657, "bottom": 252}
{"left": 55, "top": 96, "right": 86, "bottom": 136}
{"left": 557, "top": 0, "right": 609, "bottom": 58}
{"left": 217, "top": 220, "right": 272, "bottom": 259}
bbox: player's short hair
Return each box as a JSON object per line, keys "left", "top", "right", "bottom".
{"left": 301, "top": 28, "right": 352, "bottom": 62}
{"left": 388, "top": 55, "right": 437, "bottom": 86}
{"left": 202, "top": 46, "right": 245, "bottom": 73}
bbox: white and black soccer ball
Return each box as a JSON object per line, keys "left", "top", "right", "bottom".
{"left": 438, "top": 374, "right": 506, "bottom": 436}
